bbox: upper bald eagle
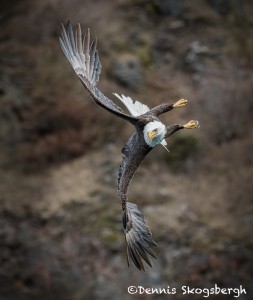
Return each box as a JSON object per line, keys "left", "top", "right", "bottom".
{"left": 59, "top": 22, "right": 199, "bottom": 271}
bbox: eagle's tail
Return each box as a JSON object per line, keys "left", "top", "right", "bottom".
{"left": 122, "top": 201, "right": 157, "bottom": 271}
{"left": 59, "top": 21, "right": 101, "bottom": 87}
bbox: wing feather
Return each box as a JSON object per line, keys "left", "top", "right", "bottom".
{"left": 59, "top": 21, "right": 138, "bottom": 125}
{"left": 89, "top": 38, "right": 97, "bottom": 81}
{"left": 135, "top": 241, "right": 152, "bottom": 267}
{"left": 127, "top": 241, "right": 144, "bottom": 270}
{"left": 84, "top": 28, "right": 90, "bottom": 77}
{"left": 67, "top": 22, "right": 76, "bottom": 55}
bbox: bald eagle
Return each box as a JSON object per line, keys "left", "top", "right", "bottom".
{"left": 59, "top": 22, "right": 199, "bottom": 271}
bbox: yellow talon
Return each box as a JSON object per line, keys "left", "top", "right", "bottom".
{"left": 173, "top": 99, "right": 188, "bottom": 108}
{"left": 183, "top": 120, "right": 200, "bottom": 129}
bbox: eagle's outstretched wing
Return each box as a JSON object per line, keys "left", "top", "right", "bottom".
{"left": 59, "top": 22, "right": 138, "bottom": 125}
{"left": 118, "top": 132, "right": 157, "bottom": 271}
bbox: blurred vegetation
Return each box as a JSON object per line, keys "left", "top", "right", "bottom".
{"left": 165, "top": 133, "right": 199, "bottom": 172}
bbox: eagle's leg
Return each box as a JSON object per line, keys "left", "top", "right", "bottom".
{"left": 149, "top": 98, "right": 188, "bottom": 116}
{"left": 165, "top": 120, "right": 199, "bottom": 139}
{"left": 173, "top": 99, "right": 188, "bottom": 108}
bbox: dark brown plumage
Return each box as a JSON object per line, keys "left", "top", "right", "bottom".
{"left": 59, "top": 21, "right": 199, "bottom": 271}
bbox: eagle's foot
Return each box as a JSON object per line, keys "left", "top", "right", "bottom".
{"left": 173, "top": 99, "right": 188, "bottom": 108}
{"left": 183, "top": 120, "right": 200, "bottom": 129}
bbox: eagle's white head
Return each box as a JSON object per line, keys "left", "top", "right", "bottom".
{"left": 143, "top": 121, "right": 166, "bottom": 148}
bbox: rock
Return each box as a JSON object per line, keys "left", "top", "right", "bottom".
{"left": 152, "top": 31, "right": 176, "bottom": 65}
{"left": 0, "top": 71, "right": 6, "bottom": 95}
{"left": 184, "top": 41, "right": 211, "bottom": 72}
{"left": 158, "top": 0, "right": 183, "bottom": 16}
{"left": 207, "top": 0, "right": 231, "bottom": 15}
{"left": 111, "top": 54, "right": 143, "bottom": 91}
{"left": 153, "top": 32, "right": 176, "bottom": 53}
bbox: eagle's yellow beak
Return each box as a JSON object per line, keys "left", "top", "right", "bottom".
{"left": 148, "top": 130, "right": 157, "bottom": 141}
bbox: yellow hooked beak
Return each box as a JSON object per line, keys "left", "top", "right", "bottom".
{"left": 148, "top": 130, "right": 157, "bottom": 141}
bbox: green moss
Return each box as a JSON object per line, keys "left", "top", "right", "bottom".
{"left": 136, "top": 46, "right": 153, "bottom": 66}
{"left": 128, "top": 0, "right": 160, "bottom": 14}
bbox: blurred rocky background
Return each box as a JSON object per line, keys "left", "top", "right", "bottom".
{"left": 0, "top": 0, "right": 253, "bottom": 299}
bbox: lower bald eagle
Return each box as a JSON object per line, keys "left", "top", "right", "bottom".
{"left": 59, "top": 22, "right": 199, "bottom": 271}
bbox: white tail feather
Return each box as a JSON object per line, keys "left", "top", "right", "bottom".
{"left": 113, "top": 93, "right": 150, "bottom": 117}
{"left": 161, "top": 143, "right": 170, "bottom": 153}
